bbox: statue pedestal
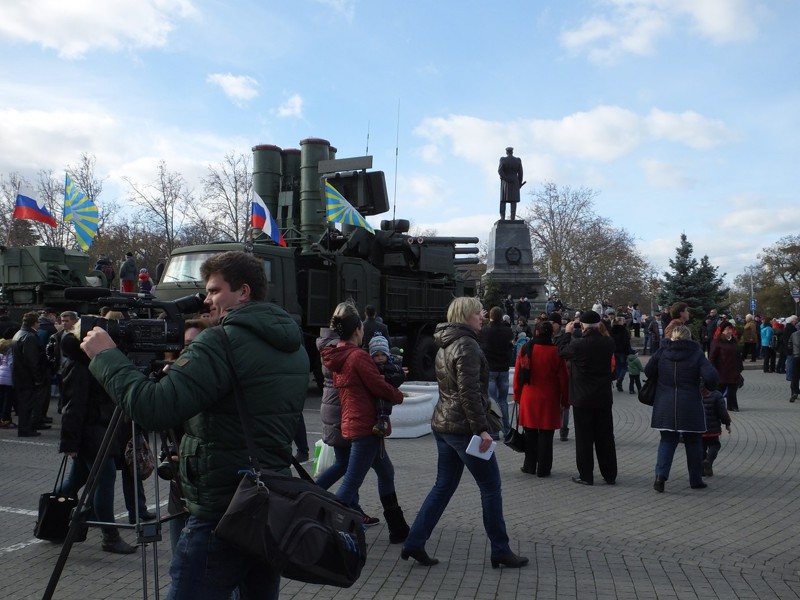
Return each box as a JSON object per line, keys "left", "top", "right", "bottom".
{"left": 482, "top": 220, "right": 548, "bottom": 312}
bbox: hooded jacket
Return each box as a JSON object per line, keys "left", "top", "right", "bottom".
{"left": 320, "top": 342, "right": 403, "bottom": 439}
{"left": 645, "top": 339, "right": 718, "bottom": 432}
{"left": 432, "top": 322, "right": 493, "bottom": 435}
{"left": 89, "top": 301, "right": 309, "bottom": 521}
{"left": 316, "top": 328, "right": 347, "bottom": 447}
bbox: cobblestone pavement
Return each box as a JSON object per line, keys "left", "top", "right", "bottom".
{"left": 2, "top": 367, "right": 799, "bottom": 599}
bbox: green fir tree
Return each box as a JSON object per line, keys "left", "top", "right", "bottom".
{"left": 659, "top": 234, "right": 729, "bottom": 322}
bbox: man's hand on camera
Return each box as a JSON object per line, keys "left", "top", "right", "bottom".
{"left": 81, "top": 326, "right": 117, "bottom": 358}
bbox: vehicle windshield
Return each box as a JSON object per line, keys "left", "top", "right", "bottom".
{"left": 160, "top": 251, "right": 272, "bottom": 285}
{"left": 161, "top": 252, "right": 216, "bottom": 284}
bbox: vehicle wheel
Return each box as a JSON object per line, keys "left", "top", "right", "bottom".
{"left": 409, "top": 334, "right": 437, "bottom": 382}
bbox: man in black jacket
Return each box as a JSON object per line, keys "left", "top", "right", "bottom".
{"left": 557, "top": 310, "right": 618, "bottom": 485}
{"left": 480, "top": 307, "right": 515, "bottom": 435}
{"left": 361, "top": 304, "right": 389, "bottom": 348}
{"left": 12, "top": 311, "right": 48, "bottom": 437}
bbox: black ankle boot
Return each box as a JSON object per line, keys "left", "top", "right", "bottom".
{"left": 400, "top": 547, "right": 439, "bottom": 566}
{"left": 491, "top": 552, "right": 529, "bottom": 569}
{"left": 653, "top": 476, "right": 665, "bottom": 493}
{"left": 381, "top": 493, "right": 409, "bottom": 544}
{"left": 102, "top": 530, "right": 137, "bottom": 554}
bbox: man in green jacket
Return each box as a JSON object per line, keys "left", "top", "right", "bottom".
{"left": 82, "top": 251, "right": 309, "bottom": 600}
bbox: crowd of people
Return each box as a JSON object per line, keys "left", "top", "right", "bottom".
{"left": 6, "top": 265, "right": 800, "bottom": 595}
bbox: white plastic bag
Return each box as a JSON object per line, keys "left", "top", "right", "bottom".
{"left": 313, "top": 439, "right": 335, "bottom": 478}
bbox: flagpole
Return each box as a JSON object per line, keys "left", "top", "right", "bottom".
{"left": 392, "top": 99, "right": 400, "bottom": 222}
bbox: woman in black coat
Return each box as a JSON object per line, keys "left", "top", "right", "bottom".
{"left": 645, "top": 325, "right": 719, "bottom": 493}
{"left": 709, "top": 322, "right": 744, "bottom": 411}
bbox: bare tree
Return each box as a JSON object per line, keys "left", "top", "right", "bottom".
{"left": 521, "top": 181, "right": 651, "bottom": 311}
{"left": 124, "top": 160, "right": 191, "bottom": 256}
{"left": 188, "top": 152, "right": 253, "bottom": 242}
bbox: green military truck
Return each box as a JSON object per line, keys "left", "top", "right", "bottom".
{"left": 154, "top": 138, "right": 479, "bottom": 381}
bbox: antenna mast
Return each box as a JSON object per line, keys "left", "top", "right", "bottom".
{"left": 392, "top": 100, "right": 400, "bottom": 221}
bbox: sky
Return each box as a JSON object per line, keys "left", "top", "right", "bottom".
{"left": 1, "top": 0, "right": 798, "bottom": 285}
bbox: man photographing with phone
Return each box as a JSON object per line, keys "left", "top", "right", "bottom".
{"left": 81, "top": 251, "right": 310, "bottom": 600}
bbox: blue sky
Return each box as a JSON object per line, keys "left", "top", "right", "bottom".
{"left": 1, "top": 0, "right": 798, "bottom": 284}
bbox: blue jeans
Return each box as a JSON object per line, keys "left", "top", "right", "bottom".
{"left": 57, "top": 455, "right": 118, "bottom": 534}
{"left": 315, "top": 445, "right": 351, "bottom": 490}
{"left": 168, "top": 516, "right": 278, "bottom": 600}
{"left": 335, "top": 436, "right": 395, "bottom": 509}
{"left": 614, "top": 352, "right": 628, "bottom": 385}
{"left": 404, "top": 432, "right": 511, "bottom": 557}
{"left": 487, "top": 371, "right": 510, "bottom": 434}
{"left": 655, "top": 431, "right": 704, "bottom": 486}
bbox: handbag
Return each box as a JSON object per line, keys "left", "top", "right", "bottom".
{"left": 212, "top": 327, "right": 366, "bottom": 588}
{"left": 504, "top": 402, "right": 526, "bottom": 453}
{"left": 124, "top": 432, "right": 155, "bottom": 480}
{"left": 638, "top": 375, "right": 657, "bottom": 406}
{"left": 34, "top": 456, "right": 88, "bottom": 542}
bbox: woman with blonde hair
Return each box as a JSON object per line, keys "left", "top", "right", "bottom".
{"left": 645, "top": 325, "right": 719, "bottom": 492}
{"left": 401, "top": 296, "right": 528, "bottom": 569}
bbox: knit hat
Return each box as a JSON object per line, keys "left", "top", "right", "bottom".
{"left": 126, "top": 252, "right": 133, "bottom": 257}
{"left": 369, "top": 335, "right": 390, "bottom": 357}
{"left": 139, "top": 268, "right": 148, "bottom": 274}
{"left": 580, "top": 310, "right": 601, "bottom": 324}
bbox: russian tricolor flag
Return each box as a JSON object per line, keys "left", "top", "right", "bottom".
{"left": 13, "top": 193, "right": 57, "bottom": 228}
{"left": 251, "top": 190, "right": 286, "bottom": 247}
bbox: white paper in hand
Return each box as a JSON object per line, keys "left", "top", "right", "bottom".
{"left": 466, "top": 435, "right": 496, "bottom": 460}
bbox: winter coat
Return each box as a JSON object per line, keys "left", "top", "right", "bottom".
{"left": 479, "top": 321, "right": 514, "bottom": 371}
{"left": 138, "top": 273, "right": 153, "bottom": 293}
{"left": 761, "top": 325, "right": 774, "bottom": 349}
{"left": 316, "top": 328, "right": 347, "bottom": 447}
{"left": 626, "top": 353, "right": 644, "bottom": 376}
{"left": 790, "top": 330, "right": 800, "bottom": 359}
{"left": 0, "top": 340, "right": 13, "bottom": 386}
{"left": 12, "top": 326, "right": 46, "bottom": 389}
{"left": 709, "top": 335, "right": 743, "bottom": 385}
{"left": 557, "top": 328, "right": 616, "bottom": 409}
{"left": 60, "top": 356, "right": 116, "bottom": 459}
{"left": 702, "top": 389, "right": 731, "bottom": 436}
{"left": 645, "top": 339, "right": 719, "bottom": 433}
{"left": 742, "top": 321, "right": 757, "bottom": 343}
{"left": 432, "top": 322, "right": 493, "bottom": 436}
{"left": 377, "top": 358, "right": 405, "bottom": 389}
{"left": 89, "top": 301, "right": 309, "bottom": 521}
{"left": 119, "top": 256, "right": 137, "bottom": 282}
{"left": 361, "top": 317, "right": 389, "bottom": 349}
{"left": 610, "top": 324, "right": 632, "bottom": 354}
{"left": 780, "top": 322, "right": 796, "bottom": 354}
{"left": 321, "top": 342, "right": 403, "bottom": 439}
{"left": 513, "top": 338, "right": 568, "bottom": 430}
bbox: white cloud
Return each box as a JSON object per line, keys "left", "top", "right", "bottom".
{"left": 640, "top": 158, "right": 694, "bottom": 189}
{"left": 276, "top": 94, "right": 304, "bottom": 118}
{"left": 645, "top": 109, "right": 733, "bottom": 149}
{"left": 415, "top": 106, "right": 732, "bottom": 180}
{"left": 561, "top": 0, "right": 767, "bottom": 63}
{"left": 0, "top": 0, "right": 196, "bottom": 59}
{"left": 206, "top": 73, "right": 259, "bottom": 103}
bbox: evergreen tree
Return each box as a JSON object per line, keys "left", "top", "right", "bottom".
{"left": 659, "top": 234, "right": 729, "bottom": 321}
{"left": 481, "top": 275, "right": 503, "bottom": 312}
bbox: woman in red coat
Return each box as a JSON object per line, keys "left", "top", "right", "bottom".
{"left": 513, "top": 320, "right": 569, "bottom": 476}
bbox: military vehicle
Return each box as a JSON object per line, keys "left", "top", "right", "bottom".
{"left": 154, "top": 138, "right": 479, "bottom": 381}
{"left": 0, "top": 245, "right": 106, "bottom": 321}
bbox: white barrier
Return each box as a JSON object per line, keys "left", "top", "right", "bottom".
{"left": 392, "top": 372, "right": 516, "bottom": 439}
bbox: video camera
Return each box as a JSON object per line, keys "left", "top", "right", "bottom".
{"left": 64, "top": 287, "right": 206, "bottom": 372}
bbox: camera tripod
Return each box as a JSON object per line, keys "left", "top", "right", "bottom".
{"left": 42, "top": 405, "right": 185, "bottom": 600}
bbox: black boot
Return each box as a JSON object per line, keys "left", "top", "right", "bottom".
{"left": 102, "top": 529, "right": 137, "bottom": 554}
{"left": 381, "top": 493, "right": 409, "bottom": 544}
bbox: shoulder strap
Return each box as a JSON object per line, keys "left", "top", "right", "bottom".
{"left": 214, "top": 325, "right": 314, "bottom": 482}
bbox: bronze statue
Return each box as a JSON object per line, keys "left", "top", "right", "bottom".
{"left": 498, "top": 147, "right": 523, "bottom": 221}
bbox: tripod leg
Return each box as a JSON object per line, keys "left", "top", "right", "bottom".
{"left": 42, "top": 405, "right": 129, "bottom": 600}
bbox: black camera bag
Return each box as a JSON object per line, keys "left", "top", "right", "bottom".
{"left": 213, "top": 326, "right": 366, "bottom": 587}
